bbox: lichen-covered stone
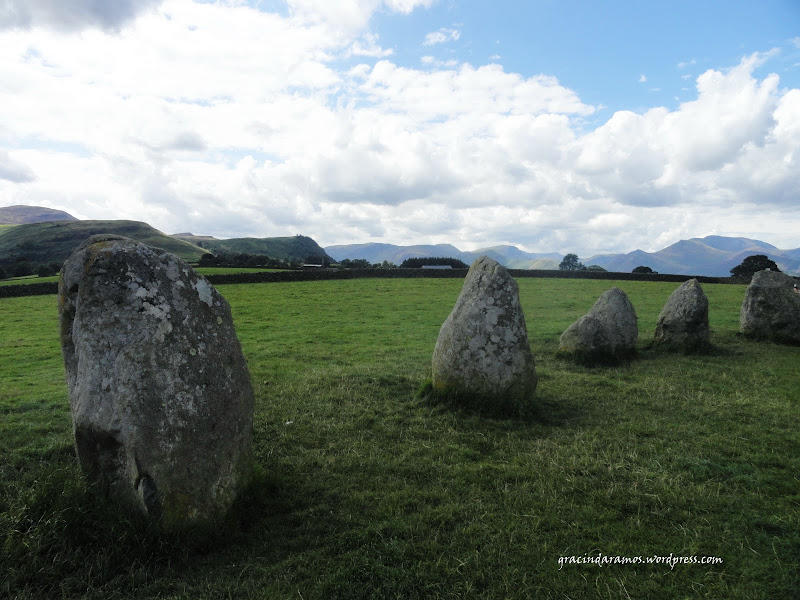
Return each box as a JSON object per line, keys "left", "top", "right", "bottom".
{"left": 654, "top": 279, "right": 710, "bottom": 351}
{"left": 558, "top": 287, "right": 638, "bottom": 364}
{"left": 740, "top": 270, "right": 800, "bottom": 344}
{"left": 59, "top": 235, "right": 254, "bottom": 527}
{"left": 432, "top": 256, "right": 537, "bottom": 405}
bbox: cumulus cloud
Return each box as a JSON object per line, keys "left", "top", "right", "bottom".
{"left": 0, "top": 0, "right": 164, "bottom": 32}
{"left": 1, "top": 2, "right": 798, "bottom": 255}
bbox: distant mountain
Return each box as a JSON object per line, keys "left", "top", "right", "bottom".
{"left": 177, "top": 234, "right": 333, "bottom": 263}
{"left": 0, "top": 204, "right": 77, "bottom": 224}
{"left": 327, "top": 236, "right": 800, "bottom": 276}
{"left": 325, "top": 243, "right": 463, "bottom": 265}
{"left": 584, "top": 236, "right": 800, "bottom": 276}
{"left": 325, "top": 242, "right": 560, "bottom": 269}
{"left": 0, "top": 220, "right": 208, "bottom": 266}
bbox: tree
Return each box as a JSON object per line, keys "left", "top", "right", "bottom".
{"left": 632, "top": 266, "right": 656, "bottom": 274}
{"left": 730, "top": 255, "right": 780, "bottom": 280}
{"left": 399, "top": 257, "right": 469, "bottom": 269}
{"left": 36, "top": 264, "right": 54, "bottom": 277}
{"left": 10, "top": 261, "right": 33, "bottom": 277}
{"left": 339, "top": 258, "right": 372, "bottom": 269}
{"left": 0, "top": 266, "right": 7, "bottom": 280}
{"left": 559, "top": 253, "right": 585, "bottom": 271}
{"left": 585, "top": 265, "right": 607, "bottom": 272}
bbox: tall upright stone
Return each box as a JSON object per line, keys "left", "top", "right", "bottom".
{"left": 558, "top": 287, "right": 638, "bottom": 364}
{"left": 432, "top": 256, "right": 537, "bottom": 407}
{"left": 59, "top": 235, "right": 254, "bottom": 527}
{"left": 740, "top": 269, "right": 800, "bottom": 344}
{"left": 654, "top": 278, "right": 710, "bottom": 351}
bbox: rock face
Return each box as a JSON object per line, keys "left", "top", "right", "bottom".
{"left": 432, "top": 256, "right": 537, "bottom": 405}
{"left": 740, "top": 270, "right": 800, "bottom": 344}
{"left": 558, "top": 287, "right": 638, "bottom": 364}
{"left": 59, "top": 235, "right": 254, "bottom": 526}
{"left": 654, "top": 279, "right": 710, "bottom": 350}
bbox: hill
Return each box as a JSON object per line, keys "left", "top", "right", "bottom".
{"left": 176, "top": 234, "right": 333, "bottom": 263}
{"left": 325, "top": 242, "right": 560, "bottom": 269}
{"left": 0, "top": 205, "right": 77, "bottom": 224}
{"left": 585, "top": 236, "right": 800, "bottom": 276}
{"left": 0, "top": 220, "right": 208, "bottom": 267}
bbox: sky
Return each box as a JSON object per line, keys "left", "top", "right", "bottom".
{"left": 0, "top": 0, "right": 799, "bottom": 257}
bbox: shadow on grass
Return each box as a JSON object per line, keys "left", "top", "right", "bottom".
{"left": 0, "top": 460, "right": 345, "bottom": 599}
{"left": 415, "top": 380, "right": 584, "bottom": 430}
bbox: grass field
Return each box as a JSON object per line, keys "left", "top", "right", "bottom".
{"left": 1, "top": 277, "right": 798, "bottom": 599}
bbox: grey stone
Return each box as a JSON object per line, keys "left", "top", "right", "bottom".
{"left": 654, "top": 279, "right": 710, "bottom": 350}
{"left": 740, "top": 269, "right": 800, "bottom": 344}
{"left": 432, "top": 256, "right": 537, "bottom": 405}
{"left": 558, "top": 287, "right": 638, "bottom": 364}
{"left": 59, "top": 235, "right": 254, "bottom": 526}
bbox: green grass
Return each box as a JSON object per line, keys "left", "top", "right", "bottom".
{"left": 1, "top": 278, "right": 798, "bottom": 599}
{"left": 0, "top": 275, "right": 59, "bottom": 286}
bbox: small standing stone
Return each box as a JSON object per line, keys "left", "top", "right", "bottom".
{"left": 740, "top": 269, "right": 800, "bottom": 344}
{"left": 654, "top": 279, "right": 710, "bottom": 351}
{"left": 558, "top": 287, "right": 638, "bottom": 364}
{"left": 432, "top": 256, "right": 537, "bottom": 406}
{"left": 59, "top": 235, "right": 254, "bottom": 527}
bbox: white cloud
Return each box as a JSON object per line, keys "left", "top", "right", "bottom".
{"left": 423, "top": 27, "right": 460, "bottom": 46}
{"left": 638, "top": 74, "right": 647, "bottom": 83}
{"left": 0, "top": 3, "right": 798, "bottom": 256}
{"left": 287, "top": 0, "right": 433, "bottom": 34}
{"left": 348, "top": 32, "right": 393, "bottom": 57}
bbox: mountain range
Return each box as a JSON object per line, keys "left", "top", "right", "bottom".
{"left": 325, "top": 243, "right": 562, "bottom": 270}
{"left": 326, "top": 237, "right": 800, "bottom": 276}
{"left": 1, "top": 205, "right": 797, "bottom": 276}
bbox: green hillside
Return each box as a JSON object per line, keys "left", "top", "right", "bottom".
{"left": 197, "top": 235, "right": 333, "bottom": 262}
{"left": 0, "top": 220, "right": 208, "bottom": 267}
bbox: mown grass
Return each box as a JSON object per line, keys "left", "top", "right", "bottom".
{"left": 1, "top": 278, "right": 798, "bottom": 599}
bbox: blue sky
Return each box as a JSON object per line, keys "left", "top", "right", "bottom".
{"left": 375, "top": 0, "right": 800, "bottom": 116}
{"left": 1, "top": 0, "right": 799, "bottom": 256}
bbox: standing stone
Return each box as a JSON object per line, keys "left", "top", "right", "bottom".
{"left": 654, "top": 279, "right": 710, "bottom": 351}
{"left": 740, "top": 269, "right": 800, "bottom": 344}
{"left": 432, "top": 256, "right": 537, "bottom": 406}
{"left": 558, "top": 287, "right": 638, "bottom": 364}
{"left": 59, "top": 235, "right": 254, "bottom": 527}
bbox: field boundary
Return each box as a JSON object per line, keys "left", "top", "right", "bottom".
{"left": 0, "top": 268, "right": 748, "bottom": 299}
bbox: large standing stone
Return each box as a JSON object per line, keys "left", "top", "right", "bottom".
{"left": 654, "top": 279, "right": 710, "bottom": 351}
{"left": 59, "top": 235, "right": 254, "bottom": 527}
{"left": 432, "top": 256, "right": 537, "bottom": 406}
{"left": 558, "top": 287, "right": 638, "bottom": 364}
{"left": 740, "top": 269, "right": 800, "bottom": 344}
